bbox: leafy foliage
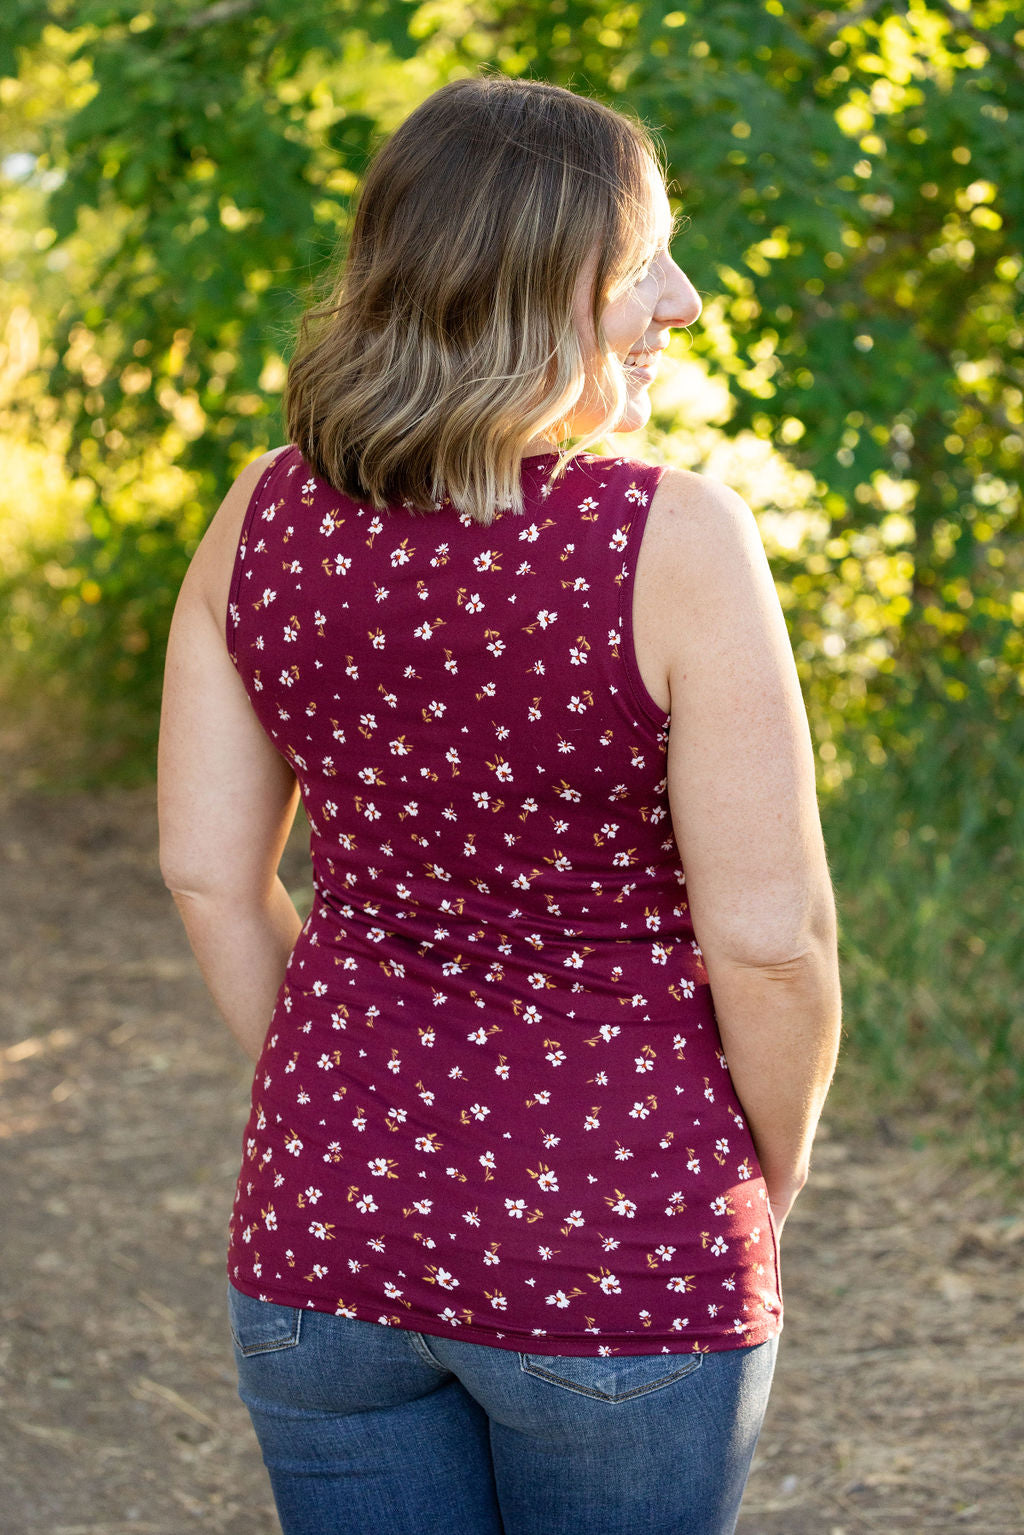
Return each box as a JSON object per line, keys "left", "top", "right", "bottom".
{"left": 1, "top": 1, "right": 1021, "bottom": 1148}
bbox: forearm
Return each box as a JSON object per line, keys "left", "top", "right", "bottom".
{"left": 706, "top": 940, "right": 841, "bottom": 1227}
{"left": 170, "top": 879, "right": 304, "bottom": 1062}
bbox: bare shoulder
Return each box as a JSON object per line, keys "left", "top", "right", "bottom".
{"left": 184, "top": 444, "right": 292, "bottom": 616}
{"left": 199, "top": 445, "right": 291, "bottom": 560}
{"left": 647, "top": 467, "right": 761, "bottom": 566}
{"left": 640, "top": 467, "right": 767, "bottom": 611}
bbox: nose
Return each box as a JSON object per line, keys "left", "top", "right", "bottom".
{"left": 657, "top": 257, "right": 702, "bottom": 329}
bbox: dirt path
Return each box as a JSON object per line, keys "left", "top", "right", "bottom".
{"left": 0, "top": 786, "right": 1021, "bottom": 1535}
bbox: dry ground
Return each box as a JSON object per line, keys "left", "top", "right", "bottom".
{"left": 0, "top": 785, "right": 1021, "bottom": 1535}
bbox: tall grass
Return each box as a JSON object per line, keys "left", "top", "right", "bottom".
{"left": 823, "top": 702, "right": 1023, "bottom": 1176}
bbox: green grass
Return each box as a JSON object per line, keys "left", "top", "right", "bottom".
{"left": 822, "top": 706, "right": 1023, "bottom": 1180}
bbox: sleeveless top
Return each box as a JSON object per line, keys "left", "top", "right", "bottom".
{"left": 225, "top": 445, "right": 782, "bottom": 1356}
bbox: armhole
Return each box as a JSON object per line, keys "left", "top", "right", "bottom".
{"left": 225, "top": 446, "right": 297, "bottom": 662}
{"left": 617, "top": 463, "right": 670, "bottom": 728}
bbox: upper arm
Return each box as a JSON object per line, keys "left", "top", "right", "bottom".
{"left": 640, "top": 470, "right": 834, "bottom": 967}
{"left": 158, "top": 448, "right": 300, "bottom": 899}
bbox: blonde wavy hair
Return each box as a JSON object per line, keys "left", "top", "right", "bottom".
{"left": 285, "top": 74, "right": 662, "bottom": 524}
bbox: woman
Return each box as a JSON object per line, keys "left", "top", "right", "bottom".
{"left": 159, "top": 74, "right": 841, "bottom": 1535}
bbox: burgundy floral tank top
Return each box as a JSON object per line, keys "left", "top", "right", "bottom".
{"left": 225, "top": 444, "right": 782, "bottom": 1355}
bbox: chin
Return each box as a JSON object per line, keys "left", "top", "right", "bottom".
{"left": 614, "top": 395, "right": 652, "bottom": 434}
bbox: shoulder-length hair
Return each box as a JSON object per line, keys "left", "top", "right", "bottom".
{"left": 285, "top": 74, "right": 661, "bottom": 524}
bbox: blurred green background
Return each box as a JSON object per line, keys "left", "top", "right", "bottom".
{"left": 1, "top": 0, "right": 1021, "bottom": 1171}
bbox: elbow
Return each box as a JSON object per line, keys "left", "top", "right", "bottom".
{"left": 704, "top": 888, "right": 838, "bottom": 978}
{"left": 159, "top": 845, "right": 227, "bottom": 906}
{"left": 159, "top": 840, "right": 201, "bottom": 899}
{"left": 160, "top": 849, "right": 266, "bottom": 911}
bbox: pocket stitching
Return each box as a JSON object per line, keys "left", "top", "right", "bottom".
{"left": 518, "top": 1352, "right": 703, "bottom": 1402}
{"left": 229, "top": 1295, "right": 303, "bottom": 1357}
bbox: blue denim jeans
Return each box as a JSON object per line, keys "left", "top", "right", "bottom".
{"left": 229, "top": 1284, "right": 777, "bottom": 1535}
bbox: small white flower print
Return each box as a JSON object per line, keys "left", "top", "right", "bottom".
{"left": 438, "top": 1307, "right": 461, "bottom": 1326}
{"left": 711, "top": 1236, "right": 729, "bottom": 1256}
{"left": 308, "top": 1221, "right": 334, "bottom": 1240}
{"left": 505, "top": 1199, "right": 528, "bottom": 1219}
{"left": 535, "top": 609, "right": 557, "bottom": 628}
{"left": 546, "top": 1290, "right": 572, "bottom": 1308}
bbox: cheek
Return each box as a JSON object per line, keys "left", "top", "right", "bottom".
{"left": 604, "top": 292, "right": 651, "bottom": 350}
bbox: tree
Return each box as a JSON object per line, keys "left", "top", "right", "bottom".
{"left": 1, "top": 0, "right": 1021, "bottom": 781}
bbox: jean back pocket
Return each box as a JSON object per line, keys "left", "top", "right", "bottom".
{"left": 228, "top": 1284, "right": 303, "bottom": 1357}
